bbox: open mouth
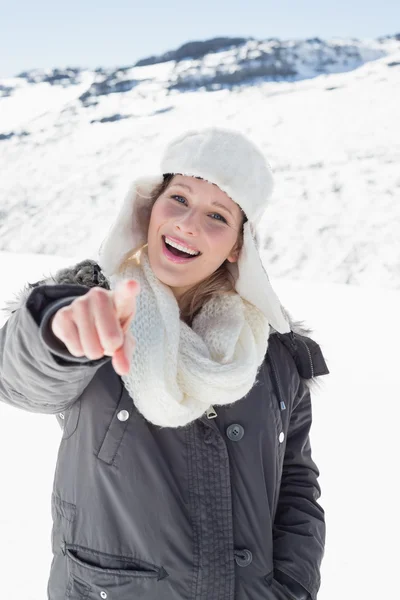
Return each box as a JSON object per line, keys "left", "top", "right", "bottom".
{"left": 162, "top": 236, "right": 201, "bottom": 262}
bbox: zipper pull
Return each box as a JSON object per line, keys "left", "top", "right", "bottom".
{"left": 206, "top": 405, "right": 217, "bottom": 419}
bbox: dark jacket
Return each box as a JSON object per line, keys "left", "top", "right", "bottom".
{"left": 0, "top": 260, "right": 329, "bottom": 600}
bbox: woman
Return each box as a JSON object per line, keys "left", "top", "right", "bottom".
{"left": 0, "top": 128, "right": 329, "bottom": 600}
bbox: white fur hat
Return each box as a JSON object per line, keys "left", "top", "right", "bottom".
{"left": 97, "top": 127, "right": 290, "bottom": 334}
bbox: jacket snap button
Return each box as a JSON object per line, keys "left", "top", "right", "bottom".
{"left": 226, "top": 424, "right": 244, "bottom": 441}
{"left": 59, "top": 412, "right": 65, "bottom": 420}
{"left": 279, "top": 432, "right": 285, "bottom": 443}
{"left": 100, "top": 592, "right": 107, "bottom": 599}
{"left": 234, "top": 549, "right": 253, "bottom": 567}
{"left": 117, "top": 410, "right": 130, "bottom": 422}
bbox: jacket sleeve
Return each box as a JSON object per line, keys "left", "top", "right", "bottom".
{"left": 272, "top": 379, "right": 325, "bottom": 600}
{"left": 0, "top": 283, "right": 110, "bottom": 415}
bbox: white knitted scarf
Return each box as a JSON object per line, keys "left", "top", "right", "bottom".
{"left": 109, "top": 248, "right": 271, "bottom": 428}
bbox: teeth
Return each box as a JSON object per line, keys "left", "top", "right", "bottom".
{"left": 165, "top": 236, "right": 200, "bottom": 256}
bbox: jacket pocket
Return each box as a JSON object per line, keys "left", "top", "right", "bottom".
{"left": 269, "top": 577, "right": 299, "bottom": 600}
{"left": 57, "top": 399, "right": 81, "bottom": 440}
{"left": 64, "top": 543, "right": 168, "bottom": 600}
{"left": 96, "top": 388, "right": 132, "bottom": 465}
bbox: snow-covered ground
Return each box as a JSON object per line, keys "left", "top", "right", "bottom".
{"left": 0, "top": 250, "right": 398, "bottom": 600}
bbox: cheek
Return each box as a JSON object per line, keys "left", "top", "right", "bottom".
{"left": 203, "top": 223, "right": 237, "bottom": 255}
{"left": 148, "top": 203, "right": 166, "bottom": 235}
{"left": 162, "top": 202, "right": 185, "bottom": 219}
{"left": 149, "top": 201, "right": 181, "bottom": 229}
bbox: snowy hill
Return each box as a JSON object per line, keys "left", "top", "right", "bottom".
{"left": 1, "top": 34, "right": 400, "bottom": 287}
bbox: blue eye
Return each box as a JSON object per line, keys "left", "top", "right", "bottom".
{"left": 210, "top": 213, "right": 227, "bottom": 223}
{"left": 171, "top": 195, "right": 186, "bottom": 204}
{"left": 170, "top": 195, "right": 227, "bottom": 224}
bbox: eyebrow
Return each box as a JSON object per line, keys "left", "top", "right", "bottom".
{"left": 169, "top": 182, "right": 235, "bottom": 219}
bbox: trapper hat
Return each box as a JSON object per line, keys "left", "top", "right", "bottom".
{"left": 97, "top": 127, "right": 291, "bottom": 334}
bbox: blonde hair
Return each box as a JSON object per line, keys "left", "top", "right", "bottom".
{"left": 118, "top": 174, "right": 246, "bottom": 325}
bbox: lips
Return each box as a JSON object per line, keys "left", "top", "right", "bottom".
{"left": 161, "top": 236, "right": 201, "bottom": 264}
{"left": 163, "top": 235, "right": 200, "bottom": 255}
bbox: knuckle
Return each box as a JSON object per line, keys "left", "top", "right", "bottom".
{"left": 82, "top": 334, "right": 104, "bottom": 359}
{"left": 51, "top": 310, "right": 70, "bottom": 337}
{"left": 69, "top": 350, "right": 85, "bottom": 357}
{"left": 104, "top": 318, "right": 122, "bottom": 338}
{"left": 81, "top": 338, "right": 103, "bottom": 359}
{"left": 89, "top": 287, "right": 108, "bottom": 301}
{"left": 86, "top": 351, "right": 104, "bottom": 360}
{"left": 71, "top": 297, "right": 88, "bottom": 314}
{"left": 88, "top": 343, "right": 105, "bottom": 359}
{"left": 58, "top": 328, "right": 77, "bottom": 344}
{"left": 55, "top": 305, "right": 72, "bottom": 321}
{"left": 104, "top": 332, "right": 123, "bottom": 348}
{"left": 65, "top": 341, "right": 84, "bottom": 357}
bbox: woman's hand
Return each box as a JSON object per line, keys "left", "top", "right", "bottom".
{"left": 50, "top": 279, "right": 140, "bottom": 376}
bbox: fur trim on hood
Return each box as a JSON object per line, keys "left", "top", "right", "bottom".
{"left": 1, "top": 259, "right": 329, "bottom": 395}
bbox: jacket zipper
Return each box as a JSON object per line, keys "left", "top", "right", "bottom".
{"left": 206, "top": 405, "right": 218, "bottom": 419}
{"left": 298, "top": 337, "right": 314, "bottom": 378}
{"left": 290, "top": 331, "right": 314, "bottom": 379}
{"left": 269, "top": 351, "right": 286, "bottom": 412}
{"left": 268, "top": 352, "right": 285, "bottom": 520}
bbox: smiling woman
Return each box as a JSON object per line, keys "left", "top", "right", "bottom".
{"left": 0, "top": 127, "right": 328, "bottom": 600}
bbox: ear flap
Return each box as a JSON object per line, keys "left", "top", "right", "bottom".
{"left": 227, "top": 221, "right": 290, "bottom": 334}
{"left": 97, "top": 175, "right": 164, "bottom": 277}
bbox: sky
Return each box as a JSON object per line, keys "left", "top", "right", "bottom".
{"left": 0, "top": 250, "right": 399, "bottom": 599}
{"left": 1, "top": 0, "right": 399, "bottom": 77}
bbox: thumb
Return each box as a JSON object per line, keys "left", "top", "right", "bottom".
{"left": 113, "top": 279, "right": 140, "bottom": 329}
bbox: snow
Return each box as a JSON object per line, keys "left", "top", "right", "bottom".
{"left": 0, "top": 71, "right": 96, "bottom": 131}
{"left": 1, "top": 38, "right": 399, "bottom": 290}
{"left": 0, "top": 250, "right": 398, "bottom": 600}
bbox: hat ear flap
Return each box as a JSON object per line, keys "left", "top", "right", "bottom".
{"left": 228, "top": 221, "right": 290, "bottom": 333}
{"left": 97, "top": 175, "right": 164, "bottom": 277}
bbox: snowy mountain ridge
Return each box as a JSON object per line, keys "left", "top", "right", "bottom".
{"left": 1, "top": 34, "right": 400, "bottom": 289}
{"left": 3, "top": 34, "right": 400, "bottom": 91}
{"left": 2, "top": 34, "right": 400, "bottom": 133}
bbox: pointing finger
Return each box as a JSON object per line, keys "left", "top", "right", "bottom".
{"left": 113, "top": 279, "right": 140, "bottom": 326}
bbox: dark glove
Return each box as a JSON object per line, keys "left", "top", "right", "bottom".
{"left": 272, "top": 570, "right": 310, "bottom": 600}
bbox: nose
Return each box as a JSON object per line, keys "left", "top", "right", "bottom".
{"left": 174, "top": 207, "right": 200, "bottom": 237}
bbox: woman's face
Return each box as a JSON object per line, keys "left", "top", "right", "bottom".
{"left": 147, "top": 175, "right": 243, "bottom": 300}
